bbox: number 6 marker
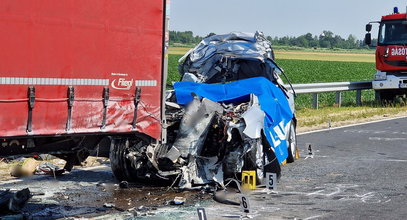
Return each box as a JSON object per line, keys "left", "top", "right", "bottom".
{"left": 239, "top": 194, "right": 251, "bottom": 213}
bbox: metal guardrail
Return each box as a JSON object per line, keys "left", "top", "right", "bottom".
{"left": 285, "top": 81, "right": 373, "bottom": 109}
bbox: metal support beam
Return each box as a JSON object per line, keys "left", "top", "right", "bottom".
{"left": 356, "top": 90, "right": 362, "bottom": 106}
{"left": 101, "top": 87, "right": 109, "bottom": 129}
{"left": 27, "top": 86, "right": 35, "bottom": 133}
{"left": 312, "top": 93, "right": 319, "bottom": 109}
{"left": 66, "top": 86, "right": 75, "bottom": 131}
{"left": 335, "top": 91, "right": 342, "bottom": 107}
{"left": 375, "top": 90, "right": 380, "bottom": 101}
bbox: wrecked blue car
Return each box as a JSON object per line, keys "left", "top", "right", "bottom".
{"left": 111, "top": 32, "right": 297, "bottom": 188}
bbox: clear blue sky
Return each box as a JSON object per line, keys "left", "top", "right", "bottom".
{"left": 170, "top": 0, "right": 407, "bottom": 40}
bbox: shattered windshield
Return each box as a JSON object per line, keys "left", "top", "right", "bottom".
{"left": 378, "top": 20, "right": 407, "bottom": 46}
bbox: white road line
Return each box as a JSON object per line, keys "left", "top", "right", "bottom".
{"left": 303, "top": 215, "right": 323, "bottom": 220}
{"left": 369, "top": 137, "right": 407, "bottom": 141}
{"left": 0, "top": 179, "right": 23, "bottom": 185}
{"left": 298, "top": 115, "right": 407, "bottom": 136}
{"left": 360, "top": 159, "right": 407, "bottom": 162}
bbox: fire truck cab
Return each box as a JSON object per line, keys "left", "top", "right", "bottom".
{"left": 365, "top": 7, "right": 407, "bottom": 101}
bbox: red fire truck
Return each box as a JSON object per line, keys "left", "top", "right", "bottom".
{"left": 365, "top": 7, "right": 407, "bottom": 101}
{"left": 0, "top": 1, "right": 169, "bottom": 172}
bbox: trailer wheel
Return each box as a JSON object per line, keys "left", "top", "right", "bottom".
{"left": 109, "top": 136, "right": 152, "bottom": 182}
{"left": 286, "top": 122, "right": 297, "bottom": 163}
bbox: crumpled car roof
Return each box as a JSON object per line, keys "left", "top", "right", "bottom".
{"left": 181, "top": 31, "right": 274, "bottom": 68}
{"left": 178, "top": 31, "right": 279, "bottom": 84}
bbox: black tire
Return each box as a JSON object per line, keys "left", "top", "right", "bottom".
{"left": 286, "top": 122, "right": 297, "bottom": 163}
{"left": 261, "top": 132, "right": 281, "bottom": 179}
{"left": 378, "top": 90, "right": 395, "bottom": 103}
{"left": 109, "top": 136, "right": 153, "bottom": 182}
{"left": 243, "top": 133, "right": 282, "bottom": 184}
{"left": 110, "top": 138, "right": 133, "bottom": 181}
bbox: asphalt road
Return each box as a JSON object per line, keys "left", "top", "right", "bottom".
{"left": 199, "top": 116, "right": 407, "bottom": 220}
{"left": 1, "top": 117, "right": 406, "bottom": 219}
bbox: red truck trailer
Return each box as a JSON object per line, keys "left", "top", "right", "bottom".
{"left": 0, "top": 1, "right": 168, "bottom": 171}
{"left": 0, "top": 1, "right": 295, "bottom": 187}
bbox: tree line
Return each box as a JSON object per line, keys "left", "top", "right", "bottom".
{"left": 169, "top": 30, "right": 376, "bottom": 49}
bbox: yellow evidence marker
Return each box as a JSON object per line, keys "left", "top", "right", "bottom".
{"left": 241, "top": 170, "right": 256, "bottom": 190}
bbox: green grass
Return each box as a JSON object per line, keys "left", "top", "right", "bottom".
{"left": 271, "top": 45, "right": 375, "bottom": 54}
{"left": 168, "top": 54, "right": 407, "bottom": 130}
{"left": 169, "top": 47, "right": 375, "bottom": 62}
{"left": 296, "top": 105, "right": 407, "bottom": 132}
{"left": 277, "top": 59, "right": 376, "bottom": 109}
{"left": 167, "top": 54, "right": 183, "bottom": 86}
{"left": 168, "top": 54, "right": 377, "bottom": 109}
{"left": 278, "top": 59, "right": 374, "bottom": 83}
{"left": 169, "top": 45, "right": 376, "bottom": 54}
{"left": 275, "top": 51, "right": 374, "bottom": 63}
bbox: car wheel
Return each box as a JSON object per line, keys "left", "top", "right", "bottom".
{"left": 286, "top": 122, "right": 297, "bottom": 163}
{"left": 243, "top": 135, "right": 282, "bottom": 184}
{"left": 261, "top": 132, "right": 281, "bottom": 179}
{"left": 109, "top": 136, "right": 153, "bottom": 182}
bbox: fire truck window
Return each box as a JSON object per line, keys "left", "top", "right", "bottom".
{"left": 379, "top": 24, "right": 386, "bottom": 43}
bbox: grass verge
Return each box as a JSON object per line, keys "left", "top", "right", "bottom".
{"left": 275, "top": 51, "right": 374, "bottom": 63}
{"left": 296, "top": 105, "right": 407, "bottom": 133}
{"left": 169, "top": 47, "right": 375, "bottom": 62}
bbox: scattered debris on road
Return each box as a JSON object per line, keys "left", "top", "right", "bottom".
{"left": 0, "top": 188, "right": 31, "bottom": 214}
{"left": 170, "top": 196, "right": 186, "bottom": 205}
{"left": 119, "top": 181, "right": 129, "bottom": 189}
{"left": 35, "top": 162, "right": 65, "bottom": 176}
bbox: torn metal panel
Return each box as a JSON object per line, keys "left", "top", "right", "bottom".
{"left": 226, "top": 121, "right": 245, "bottom": 142}
{"left": 223, "top": 148, "right": 245, "bottom": 175}
{"left": 179, "top": 156, "right": 223, "bottom": 189}
{"left": 181, "top": 72, "right": 199, "bottom": 82}
{"left": 157, "top": 97, "right": 223, "bottom": 173}
{"left": 242, "top": 97, "right": 265, "bottom": 139}
{"left": 171, "top": 97, "right": 223, "bottom": 157}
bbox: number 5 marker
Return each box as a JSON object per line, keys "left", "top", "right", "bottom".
{"left": 266, "top": 172, "right": 277, "bottom": 190}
